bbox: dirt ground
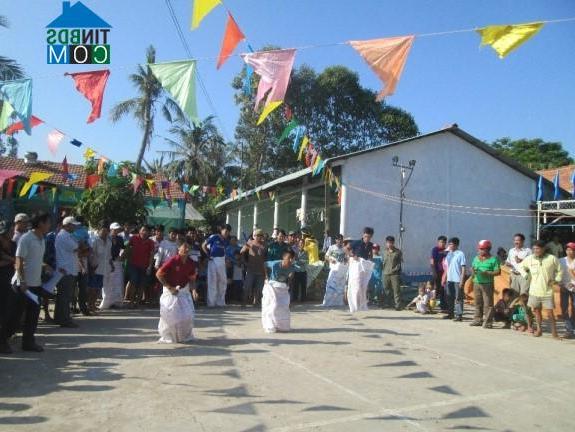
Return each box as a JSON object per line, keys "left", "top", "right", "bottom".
{"left": 1, "top": 304, "right": 574, "bottom": 432}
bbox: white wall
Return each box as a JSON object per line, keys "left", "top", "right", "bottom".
{"left": 342, "top": 132, "right": 535, "bottom": 273}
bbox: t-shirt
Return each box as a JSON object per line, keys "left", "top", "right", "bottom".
{"left": 206, "top": 234, "right": 228, "bottom": 258}
{"left": 431, "top": 246, "right": 447, "bottom": 273}
{"left": 15, "top": 230, "right": 46, "bottom": 287}
{"left": 245, "top": 242, "right": 266, "bottom": 275}
{"left": 446, "top": 250, "right": 466, "bottom": 283}
{"left": 155, "top": 239, "right": 179, "bottom": 267}
{"left": 472, "top": 255, "right": 500, "bottom": 284}
{"left": 560, "top": 256, "right": 575, "bottom": 288}
{"left": 521, "top": 254, "right": 562, "bottom": 297}
{"left": 110, "top": 235, "right": 125, "bottom": 260}
{"left": 266, "top": 241, "right": 290, "bottom": 262}
{"left": 265, "top": 260, "right": 299, "bottom": 283}
{"left": 352, "top": 240, "right": 372, "bottom": 260}
{"left": 159, "top": 255, "right": 197, "bottom": 287}
{"left": 56, "top": 229, "right": 79, "bottom": 275}
{"left": 129, "top": 235, "right": 155, "bottom": 269}
{"left": 326, "top": 244, "right": 346, "bottom": 263}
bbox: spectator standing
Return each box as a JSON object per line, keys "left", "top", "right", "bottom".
{"left": 546, "top": 234, "right": 564, "bottom": 258}
{"left": 124, "top": 226, "right": 155, "bottom": 308}
{"left": 12, "top": 213, "right": 29, "bottom": 245}
{"left": 0, "top": 220, "right": 16, "bottom": 324}
{"left": 202, "top": 224, "right": 231, "bottom": 307}
{"left": 506, "top": 233, "right": 531, "bottom": 295}
{"left": 292, "top": 238, "right": 308, "bottom": 302}
{"left": 520, "top": 240, "right": 562, "bottom": 338}
{"left": 241, "top": 229, "right": 267, "bottom": 307}
{"left": 469, "top": 240, "right": 501, "bottom": 329}
{"left": 55, "top": 216, "right": 81, "bottom": 327}
{"left": 430, "top": 236, "right": 448, "bottom": 311}
{"left": 0, "top": 212, "right": 51, "bottom": 353}
{"left": 444, "top": 237, "right": 466, "bottom": 321}
{"left": 383, "top": 236, "right": 403, "bottom": 310}
{"left": 369, "top": 244, "right": 384, "bottom": 305}
{"left": 89, "top": 223, "right": 112, "bottom": 312}
{"left": 266, "top": 229, "right": 289, "bottom": 262}
{"left": 559, "top": 242, "right": 575, "bottom": 339}
{"left": 100, "top": 222, "right": 125, "bottom": 309}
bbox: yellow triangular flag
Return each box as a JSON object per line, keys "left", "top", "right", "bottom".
{"left": 83, "top": 147, "right": 96, "bottom": 159}
{"left": 298, "top": 136, "right": 309, "bottom": 161}
{"left": 191, "top": 0, "right": 221, "bottom": 30}
{"left": 257, "top": 100, "right": 282, "bottom": 125}
{"left": 0, "top": 101, "right": 14, "bottom": 131}
{"left": 477, "top": 22, "right": 544, "bottom": 59}
{"left": 20, "top": 172, "right": 53, "bottom": 197}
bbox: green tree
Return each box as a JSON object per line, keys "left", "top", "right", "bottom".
{"left": 76, "top": 175, "right": 148, "bottom": 227}
{"left": 491, "top": 138, "right": 573, "bottom": 170}
{"left": 232, "top": 62, "right": 419, "bottom": 189}
{"left": 110, "top": 45, "right": 182, "bottom": 172}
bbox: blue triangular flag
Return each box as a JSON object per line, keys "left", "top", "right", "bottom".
{"left": 553, "top": 170, "right": 560, "bottom": 200}
{"left": 70, "top": 139, "right": 82, "bottom": 147}
{"left": 0, "top": 78, "right": 32, "bottom": 135}
{"left": 28, "top": 184, "right": 39, "bottom": 199}
{"left": 536, "top": 175, "right": 543, "bottom": 201}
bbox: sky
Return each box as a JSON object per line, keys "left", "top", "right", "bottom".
{"left": 2, "top": 0, "right": 575, "bottom": 166}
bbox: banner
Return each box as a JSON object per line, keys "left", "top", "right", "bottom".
{"left": 477, "top": 22, "right": 544, "bottom": 58}
{"left": 65, "top": 70, "right": 110, "bottom": 123}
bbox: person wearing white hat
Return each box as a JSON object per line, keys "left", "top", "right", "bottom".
{"left": 12, "top": 213, "right": 29, "bottom": 245}
{"left": 100, "top": 222, "right": 126, "bottom": 309}
{"left": 54, "top": 216, "right": 81, "bottom": 327}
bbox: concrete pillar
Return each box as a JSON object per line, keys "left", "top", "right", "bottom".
{"left": 253, "top": 202, "right": 258, "bottom": 229}
{"left": 237, "top": 208, "right": 242, "bottom": 240}
{"left": 300, "top": 188, "right": 308, "bottom": 228}
{"left": 273, "top": 196, "right": 280, "bottom": 229}
{"left": 339, "top": 184, "right": 347, "bottom": 236}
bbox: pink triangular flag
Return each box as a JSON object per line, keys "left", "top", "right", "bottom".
{"left": 47, "top": 129, "right": 65, "bottom": 155}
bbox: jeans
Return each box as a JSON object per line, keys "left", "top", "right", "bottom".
{"left": 243, "top": 272, "right": 265, "bottom": 305}
{"left": 56, "top": 274, "right": 77, "bottom": 324}
{"left": 560, "top": 288, "right": 575, "bottom": 333}
{"left": 0, "top": 286, "right": 41, "bottom": 347}
{"left": 445, "top": 281, "right": 464, "bottom": 317}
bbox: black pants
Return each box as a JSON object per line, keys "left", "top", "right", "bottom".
{"left": 77, "top": 272, "right": 89, "bottom": 314}
{"left": 56, "top": 274, "right": 77, "bottom": 324}
{"left": 0, "top": 286, "right": 41, "bottom": 347}
{"left": 292, "top": 272, "right": 307, "bottom": 302}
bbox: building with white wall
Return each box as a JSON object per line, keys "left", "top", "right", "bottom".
{"left": 217, "top": 126, "right": 559, "bottom": 273}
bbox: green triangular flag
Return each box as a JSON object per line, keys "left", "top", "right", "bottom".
{"left": 0, "top": 101, "right": 14, "bottom": 131}
{"left": 149, "top": 61, "right": 198, "bottom": 125}
{"left": 277, "top": 119, "right": 298, "bottom": 144}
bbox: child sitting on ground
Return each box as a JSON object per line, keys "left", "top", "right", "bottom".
{"left": 510, "top": 293, "right": 533, "bottom": 332}
{"left": 406, "top": 283, "right": 430, "bottom": 313}
{"left": 493, "top": 288, "right": 515, "bottom": 329}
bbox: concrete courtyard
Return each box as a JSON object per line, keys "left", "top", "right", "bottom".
{"left": 1, "top": 305, "right": 574, "bottom": 432}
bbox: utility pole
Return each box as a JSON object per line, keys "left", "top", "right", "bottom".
{"left": 392, "top": 156, "right": 416, "bottom": 250}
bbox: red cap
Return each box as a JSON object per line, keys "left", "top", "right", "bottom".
{"left": 566, "top": 242, "right": 575, "bottom": 250}
{"left": 477, "top": 240, "right": 492, "bottom": 250}
{"left": 372, "top": 243, "right": 380, "bottom": 250}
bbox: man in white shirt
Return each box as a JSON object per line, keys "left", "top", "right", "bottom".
{"left": 505, "top": 233, "right": 532, "bottom": 295}
{"left": 55, "top": 216, "right": 81, "bottom": 328}
{"left": 155, "top": 227, "right": 179, "bottom": 269}
{"left": 89, "top": 223, "right": 112, "bottom": 312}
{"left": 444, "top": 237, "right": 466, "bottom": 321}
{"left": 12, "top": 213, "right": 29, "bottom": 245}
{"left": 0, "top": 212, "right": 51, "bottom": 353}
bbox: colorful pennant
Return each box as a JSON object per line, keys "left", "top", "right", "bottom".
{"left": 5, "top": 115, "right": 43, "bottom": 135}
{"left": 0, "top": 169, "right": 23, "bottom": 188}
{"left": 217, "top": 13, "right": 245, "bottom": 69}
{"left": 19, "top": 172, "right": 53, "bottom": 197}
{"left": 477, "top": 22, "right": 544, "bottom": 58}
{"left": 47, "top": 129, "right": 65, "bottom": 155}
{"left": 70, "top": 139, "right": 82, "bottom": 147}
{"left": 0, "top": 78, "right": 32, "bottom": 135}
{"left": 83, "top": 147, "right": 96, "bottom": 159}
{"left": 349, "top": 35, "right": 415, "bottom": 101}
{"left": 150, "top": 61, "right": 198, "bottom": 124}
{"left": 191, "top": 0, "right": 221, "bottom": 29}
{"left": 0, "top": 101, "right": 14, "bottom": 131}
{"left": 65, "top": 69, "right": 110, "bottom": 123}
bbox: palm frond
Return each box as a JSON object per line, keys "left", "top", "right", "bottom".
{"left": 0, "top": 56, "right": 24, "bottom": 80}
{"left": 110, "top": 98, "right": 140, "bottom": 123}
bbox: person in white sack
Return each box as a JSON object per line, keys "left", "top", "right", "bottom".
{"left": 262, "top": 249, "right": 300, "bottom": 333}
{"left": 156, "top": 241, "right": 198, "bottom": 343}
{"left": 100, "top": 222, "right": 125, "bottom": 309}
{"left": 202, "top": 224, "right": 231, "bottom": 307}
{"left": 322, "top": 234, "right": 348, "bottom": 307}
{"left": 347, "top": 237, "right": 375, "bottom": 313}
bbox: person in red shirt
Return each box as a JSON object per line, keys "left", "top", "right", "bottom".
{"left": 156, "top": 241, "right": 198, "bottom": 343}
{"left": 124, "top": 226, "right": 155, "bottom": 308}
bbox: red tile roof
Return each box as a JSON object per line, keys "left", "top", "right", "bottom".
{"left": 537, "top": 165, "right": 575, "bottom": 195}
{"left": 0, "top": 156, "right": 184, "bottom": 199}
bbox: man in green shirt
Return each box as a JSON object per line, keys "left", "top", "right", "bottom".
{"left": 520, "top": 240, "right": 562, "bottom": 338}
{"left": 470, "top": 240, "right": 501, "bottom": 329}
{"left": 383, "top": 236, "right": 403, "bottom": 310}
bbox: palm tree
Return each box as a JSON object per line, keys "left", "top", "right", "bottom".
{"left": 143, "top": 155, "right": 166, "bottom": 175}
{"left": 110, "top": 45, "right": 182, "bottom": 171}
{"left": 160, "top": 115, "right": 230, "bottom": 185}
{"left": 0, "top": 16, "right": 24, "bottom": 80}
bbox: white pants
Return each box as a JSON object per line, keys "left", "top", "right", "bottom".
{"left": 158, "top": 284, "right": 195, "bottom": 343}
{"left": 207, "top": 256, "right": 227, "bottom": 307}
{"left": 262, "top": 281, "right": 291, "bottom": 333}
{"left": 347, "top": 258, "right": 374, "bottom": 313}
{"left": 100, "top": 260, "right": 123, "bottom": 309}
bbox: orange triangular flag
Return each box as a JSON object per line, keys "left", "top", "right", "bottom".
{"left": 349, "top": 35, "right": 414, "bottom": 101}
{"left": 217, "top": 13, "right": 245, "bottom": 69}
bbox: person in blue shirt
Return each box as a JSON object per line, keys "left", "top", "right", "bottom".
{"left": 368, "top": 244, "right": 384, "bottom": 305}
{"left": 202, "top": 224, "right": 231, "bottom": 307}
{"left": 262, "top": 249, "right": 300, "bottom": 333}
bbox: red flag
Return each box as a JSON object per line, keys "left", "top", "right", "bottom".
{"left": 65, "top": 69, "right": 111, "bottom": 123}
{"left": 217, "top": 13, "right": 245, "bottom": 69}
{"left": 62, "top": 157, "right": 69, "bottom": 182}
{"left": 6, "top": 116, "right": 43, "bottom": 135}
{"left": 85, "top": 174, "right": 100, "bottom": 189}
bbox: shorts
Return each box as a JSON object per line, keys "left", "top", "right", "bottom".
{"left": 89, "top": 274, "right": 104, "bottom": 289}
{"left": 128, "top": 265, "right": 147, "bottom": 286}
{"left": 527, "top": 295, "right": 554, "bottom": 310}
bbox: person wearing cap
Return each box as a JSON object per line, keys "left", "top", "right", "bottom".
{"left": 12, "top": 213, "right": 29, "bottom": 245}
{"left": 383, "top": 236, "right": 403, "bottom": 310}
{"left": 469, "top": 240, "right": 501, "bottom": 329}
{"left": 202, "top": 224, "right": 231, "bottom": 307}
{"left": 559, "top": 242, "right": 575, "bottom": 338}
{"left": 55, "top": 216, "right": 81, "bottom": 327}
{"left": 101, "top": 222, "right": 126, "bottom": 309}
{"left": 88, "top": 222, "right": 112, "bottom": 312}
{"left": 520, "top": 240, "right": 562, "bottom": 338}
{"left": 0, "top": 212, "right": 51, "bottom": 353}
{"left": 368, "top": 244, "right": 384, "bottom": 306}
{"left": 241, "top": 229, "right": 267, "bottom": 307}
